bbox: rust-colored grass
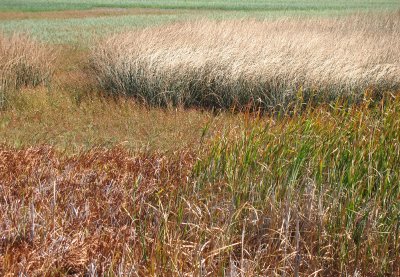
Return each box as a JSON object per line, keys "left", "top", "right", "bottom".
{"left": 0, "top": 146, "right": 195, "bottom": 276}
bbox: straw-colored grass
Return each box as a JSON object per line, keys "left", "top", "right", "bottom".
{"left": 0, "top": 34, "right": 55, "bottom": 96}
{"left": 92, "top": 13, "right": 400, "bottom": 109}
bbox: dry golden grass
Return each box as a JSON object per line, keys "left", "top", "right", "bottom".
{"left": 1, "top": 11, "right": 400, "bottom": 277}
{"left": 0, "top": 45, "right": 241, "bottom": 153}
{"left": 92, "top": 12, "right": 400, "bottom": 109}
{"left": 0, "top": 34, "right": 55, "bottom": 87}
{"left": 0, "top": 34, "right": 55, "bottom": 100}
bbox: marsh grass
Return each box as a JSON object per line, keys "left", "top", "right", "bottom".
{"left": 193, "top": 95, "right": 400, "bottom": 275}
{"left": 92, "top": 13, "right": 400, "bottom": 110}
{"left": 1, "top": 96, "right": 399, "bottom": 276}
{"left": 1, "top": 7, "right": 400, "bottom": 276}
{"left": 0, "top": 34, "right": 55, "bottom": 107}
{"left": 2, "top": 0, "right": 399, "bottom": 12}
{"left": 0, "top": 87, "right": 238, "bottom": 153}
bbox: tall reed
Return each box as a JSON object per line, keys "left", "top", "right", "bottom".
{"left": 92, "top": 13, "right": 400, "bottom": 110}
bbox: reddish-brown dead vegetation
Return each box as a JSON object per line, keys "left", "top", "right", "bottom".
{"left": 0, "top": 146, "right": 195, "bottom": 275}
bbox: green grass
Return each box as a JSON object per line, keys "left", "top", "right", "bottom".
{"left": 0, "top": 0, "right": 399, "bottom": 12}
{"left": 0, "top": 87, "right": 240, "bottom": 153}
{"left": 0, "top": 9, "right": 382, "bottom": 45}
{"left": 0, "top": 11, "right": 344, "bottom": 44}
{"left": 191, "top": 97, "right": 400, "bottom": 274}
{"left": 1, "top": 87, "right": 399, "bottom": 275}
{"left": 0, "top": 14, "right": 191, "bottom": 44}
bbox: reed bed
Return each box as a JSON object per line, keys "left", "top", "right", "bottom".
{"left": 0, "top": 34, "right": 55, "bottom": 96}
{"left": 92, "top": 13, "right": 400, "bottom": 110}
{"left": 193, "top": 98, "right": 400, "bottom": 275}
{"left": 1, "top": 98, "right": 399, "bottom": 276}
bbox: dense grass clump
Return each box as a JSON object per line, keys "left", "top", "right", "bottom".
{"left": 0, "top": 34, "right": 55, "bottom": 103}
{"left": 91, "top": 13, "right": 400, "bottom": 110}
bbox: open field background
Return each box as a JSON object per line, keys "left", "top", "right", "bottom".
{"left": 1, "top": 0, "right": 400, "bottom": 276}
{"left": 2, "top": 0, "right": 399, "bottom": 12}
{"left": 0, "top": 0, "right": 399, "bottom": 43}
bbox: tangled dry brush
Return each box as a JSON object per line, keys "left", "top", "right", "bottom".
{"left": 1, "top": 10, "right": 400, "bottom": 277}
{"left": 0, "top": 146, "right": 195, "bottom": 275}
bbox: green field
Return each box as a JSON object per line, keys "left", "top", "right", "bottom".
{"left": 0, "top": 13, "right": 190, "bottom": 44}
{"left": 0, "top": 0, "right": 399, "bottom": 44}
{"left": 1, "top": 0, "right": 399, "bottom": 12}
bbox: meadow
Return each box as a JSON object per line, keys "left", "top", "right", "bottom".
{"left": 1, "top": 0, "right": 398, "bottom": 12}
{"left": 1, "top": 1, "right": 400, "bottom": 276}
{"left": 0, "top": 0, "right": 398, "bottom": 44}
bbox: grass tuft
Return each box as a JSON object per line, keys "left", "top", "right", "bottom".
{"left": 0, "top": 34, "right": 55, "bottom": 107}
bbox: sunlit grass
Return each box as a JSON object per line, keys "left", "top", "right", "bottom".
{"left": 0, "top": 34, "right": 55, "bottom": 108}
{"left": 190, "top": 96, "right": 400, "bottom": 275}
{"left": 92, "top": 14, "right": 400, "bottom": 110}
{"left": 1, "top": 96, "right": 399, "bottom": 275}
{"left": 0, "top": 13, "right": 192, "bottom": 44}
{"left": 0, "top": 3, "right": 399, "bottom": 275}
{"left": 1, "top": 1, "right": 398, "bottom": 44}
{"left": 0, "top": 87, "right": 240, "bottom": 153}
{"left": 1, "top": 0, "right": 398, "bottom": 12}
